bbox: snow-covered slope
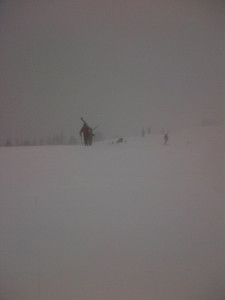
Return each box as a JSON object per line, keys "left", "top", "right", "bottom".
{"left": 0, "top": 124, "right": 224, "bottom": 300}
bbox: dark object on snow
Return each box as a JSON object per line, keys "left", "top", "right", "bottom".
{"left": 164, "top": 133, "right": 168, "bottom": 145}
{"left": 110, "top": 138, "right": 126, "bottom": 145}
{"left": 116, "top": 138, "right": 123, "bottom": 143}
{"left": 80, "top": 123, "right": 90, "bottom": 145}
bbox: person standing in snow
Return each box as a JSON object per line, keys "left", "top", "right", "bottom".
{"left": 80, "top": 123, "right": 90, "bottom": 146}
{"left": 164, "top": 133, "right": 168, "bottom": 145}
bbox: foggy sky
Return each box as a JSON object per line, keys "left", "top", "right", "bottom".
{"left": 0, "top": 0, "right": 224, "bottom": 141}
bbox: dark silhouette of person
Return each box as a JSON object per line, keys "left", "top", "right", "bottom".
{"left": 80, "top": 123, "right": 90, "bottom": 146}
{"left": 164, "top": 133, "right": 168, "bottom": 145}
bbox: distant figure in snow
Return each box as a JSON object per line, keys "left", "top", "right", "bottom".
{"left": 80, "top": 123, "right": 90, "bottom": 146}
{"left": 147, "top": 127, "right": 151, "bottom": 135}
{"left": 164, "top": 133, "right": 168, "bottom": 145}
{"left": 142, "top": 128, "right": 145, "bottom": 137}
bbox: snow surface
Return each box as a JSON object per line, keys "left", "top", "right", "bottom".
{"left": 0, "top": 124, "right": 224, "bottom": 300}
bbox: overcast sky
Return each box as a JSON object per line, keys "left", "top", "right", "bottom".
{"left": 0, "top": 0, "right": 224, "bottom": 141}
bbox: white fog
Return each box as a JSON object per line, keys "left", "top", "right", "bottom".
{"left": 0, "top": 1, "right": 224, "bottom": 299}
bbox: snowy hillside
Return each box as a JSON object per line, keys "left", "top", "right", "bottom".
{"left": 0, "top": 124, "right": 224, "bottom": 300}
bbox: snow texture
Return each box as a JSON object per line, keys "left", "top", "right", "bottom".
{"left": 0, "top": 124, "right": 224, "bottom": 300}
